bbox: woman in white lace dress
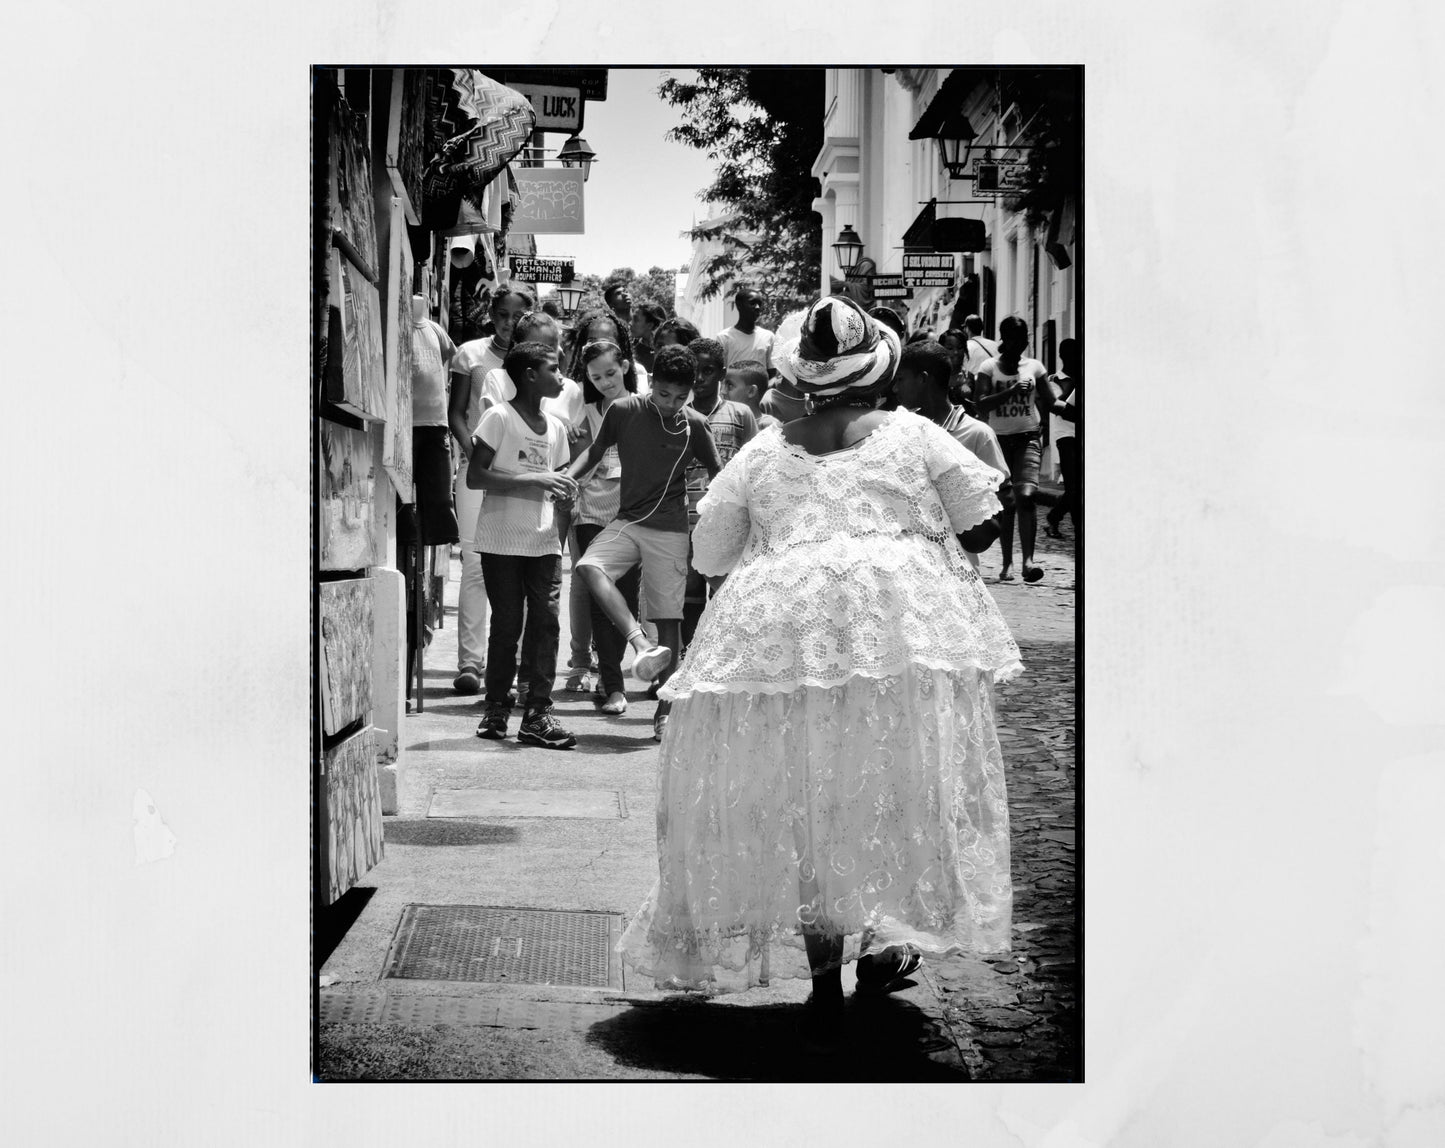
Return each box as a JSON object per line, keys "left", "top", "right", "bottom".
{"left": 618, "top": 297, "right": 1022, "bottom": 1042}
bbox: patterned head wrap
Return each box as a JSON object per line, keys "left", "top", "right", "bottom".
{"left": 785, "top": 295, "right": 901, "bottom": 401}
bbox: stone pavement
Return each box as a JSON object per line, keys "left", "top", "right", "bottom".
{"left": 317, "top": 521, "right": 1077, "bottom": 1082}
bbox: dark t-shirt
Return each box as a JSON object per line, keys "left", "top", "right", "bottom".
{"left": 591, "top": 394, "right": 722, "bottom": 533}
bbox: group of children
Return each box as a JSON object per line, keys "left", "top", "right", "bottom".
{"left": 445, "top": 282, "right": 1075, "bottom": 753}
{"left": 453, "top": 291, "right": 780, "bottom": 750}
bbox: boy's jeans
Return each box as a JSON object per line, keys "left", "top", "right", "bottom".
{"left": 480, "top": 552, "right": 560, "bottom": 712}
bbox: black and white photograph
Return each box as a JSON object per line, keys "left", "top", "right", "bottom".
{"left": 312, "top": 65, "right": 1081, "bottom": 1083}
{"left": 8, "top": 5, "right": 1443, "bottom": 1144}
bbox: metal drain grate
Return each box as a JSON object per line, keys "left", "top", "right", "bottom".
{"left": 381, "top": 905, "right": 623, "bottom": 988}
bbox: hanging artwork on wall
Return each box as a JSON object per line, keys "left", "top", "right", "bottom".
{"left": 386, "top": 67, "right": 429, "bottom": 225}
{"left": 331, "top": 248, "right": 388, "bottom": 422}
{"left": 329, "top": 96, "right": 378, "bottom": 276}
{"left": 320, "top": 577, "right": 375, "bottom": 736}
{"left": 319, "top": 419, "right": 377, "bottom": 571}
{"left": 382, "top": 196, "right": 414, "bottom": 501}
{"left": 323, "top": 725, "right": 383, "bottom": 905}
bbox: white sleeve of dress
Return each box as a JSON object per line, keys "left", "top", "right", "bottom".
{"left": 922, "top": 421, "right": 1006, "bottom": 534}
{"left": 691, "top": 451, "right": 751, "bottom": 577}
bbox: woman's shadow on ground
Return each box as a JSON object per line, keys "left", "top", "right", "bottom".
{"left": 586, "top": 989, "right": 970, "bottom": 1082}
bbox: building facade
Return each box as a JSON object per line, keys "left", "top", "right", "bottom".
{"left": 812, "top": 66, "right": 1078, "bottom": 472}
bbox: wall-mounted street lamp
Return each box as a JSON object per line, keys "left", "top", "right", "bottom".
{"left": 554, "top": 282, "right": 585, "bottom": 313}
{"left": 832, "top": 224, "right": 865, "bottom": 276}
{"left": 557, "top": 135, "right": 597, "bottom": 181}
{"left": 936, "top": 111, "right": 977, "bottom": 181}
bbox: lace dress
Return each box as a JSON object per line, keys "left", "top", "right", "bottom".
{"left": 618, "top": 410, "right": 1023, "bottom": 991}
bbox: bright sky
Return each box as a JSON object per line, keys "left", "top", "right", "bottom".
{"left": 531, "top": 69, "right": 717, "bottom": 281}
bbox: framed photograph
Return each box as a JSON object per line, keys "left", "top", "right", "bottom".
{"left": 382, "top": 196, "right": 414, "bottom": 500}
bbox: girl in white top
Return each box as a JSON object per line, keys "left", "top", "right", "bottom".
{"left": 566, "top": 340, "right": 641, "bottom": 714}
{"left": 446, "top": 284, "right": 535, "bottom": 689}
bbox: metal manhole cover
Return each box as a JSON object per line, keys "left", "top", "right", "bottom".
{"left": 381, "top": 905, "right": 623, "bottom": 988}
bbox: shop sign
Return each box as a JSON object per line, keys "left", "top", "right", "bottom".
{"left": 905, "top": 272, "right": 956, "bottom": 288}
{"left": 486, "top": 68, "right": 608, "bottom": 101}
{"left": 510, "top": 84, "right": 584, "bottom": 132}
{"left": 509, "top": 255, "right": 575, "bottom": 284}
{"left": 869, "top": 274, "right": 912, "bottom": 300}
{"left": 972, "top": 160, "right": 1033, "bottom": 194}
{"left": 903, "top": 252, "right": 954, "bottom": 272}
{"left": 507, "top": 168, "right": 585, "bottom": 235}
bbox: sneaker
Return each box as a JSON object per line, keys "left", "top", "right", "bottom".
{"left": 518, "top": 709, "right": 577, "bottom": 750}
{"left": 599, "top": 691, "right": 628, "bottom": 715}
{"left": 563, "top": 669, "right": 594, "bottom": 693}
{"left": 476, "top": 703, "right": 509, "bottom": 740}
{"left": 652, "top": 711, "right": 668, "bottom": 743}
{"left": 631, "top": 645, "right": 672, "bottom": 683}
{"left": 453, "top": 666, "right": 481, "bottom": 695}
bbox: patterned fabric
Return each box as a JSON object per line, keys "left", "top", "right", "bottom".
{"left": 424, "top": 71, "right": 534, "bottom": 209}
{"left": 619, "top": 665, "right": 1013, "bottom": 991}
{"left": 619, "top": 408, "right": 1021, "bottom": 991}
{"left": 786, "top": 296, "right": 900, "bottom": 400}
{"left": 662, "top": 410, "right": 1020, "bottom": 699}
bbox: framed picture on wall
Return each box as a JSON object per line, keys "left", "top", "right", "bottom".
{"left": 382, "top": 197, "right": 414, "bottom": 501}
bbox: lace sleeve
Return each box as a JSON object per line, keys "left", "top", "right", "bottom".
{"left": 691, "top": 503, "right": 751, "bottom": 576}
{"left": 692, "top": 449, "right": 752, "bottom": 576}
{"left": 922, "top": 421, "right": 1006, "bottom": 534}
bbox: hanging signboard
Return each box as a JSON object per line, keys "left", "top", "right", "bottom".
{"left": 507, "top": 168, "right": 585, "bottom": 235}
{"left": 869, "top": 275, "right": 913, "bottom": 300}
{"left": 972, "top": 160, "right": 1034, "bottom": 194}
{"left": 903, "top": 252, "right": 955, "bottom": 272}
{"left": 509, "top": 84, "right": 584, "bottom": 132}
{"left": 485, "top": 68, "right": 607, "bottom": 101}
{"left": 905, "top": 272, "right": 956, "bottom": 288}
{"left": 509, "top": 255, "right": 575, "bottom": 283}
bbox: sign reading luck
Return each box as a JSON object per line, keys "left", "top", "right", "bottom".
{"left": 508, "top": 168, "right": 585, "bottom": 235}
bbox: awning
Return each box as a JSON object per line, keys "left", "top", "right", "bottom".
{"left": 901, "top": 199, "right": 988, "bottom": 253}
{"left": 908, "top": 69, "right": 977, "bottom": 142}
{"left": 902, "top": 199, "right": 937, "bottom": 248}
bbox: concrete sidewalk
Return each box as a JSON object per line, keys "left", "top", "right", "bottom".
{"left": 317, "top": 524, "right": 1078, "bottom": 1081}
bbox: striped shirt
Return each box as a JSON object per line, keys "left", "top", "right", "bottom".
{"left": 685, "top": 397, "right": 757, "bottom": 529}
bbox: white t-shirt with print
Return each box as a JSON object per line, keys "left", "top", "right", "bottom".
{"left": 470, "top": 404, "right": 570, "bottom": 557}
{"left": 480, "top": 368, "right": 586, "bottom": 431}
{"left": 977, "top": 356, "right": 1050, "bottom": 436}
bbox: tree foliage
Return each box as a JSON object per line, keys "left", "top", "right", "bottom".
{"left": 657, "top": 68, "right": 824, "bottom": 323}
{"left": 566, "top": 265, "right": 680, "bottom": 318}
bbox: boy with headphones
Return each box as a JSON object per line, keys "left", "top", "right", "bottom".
{"left": 567, "top": 345, "right": 723, "bottom": 742}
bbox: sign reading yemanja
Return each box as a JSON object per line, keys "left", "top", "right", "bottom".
{"left": 510, "top": 256, "right": 576, "bottom": 284}
{"left": 505, "top": 168, "right": 585, "bottom": 235}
